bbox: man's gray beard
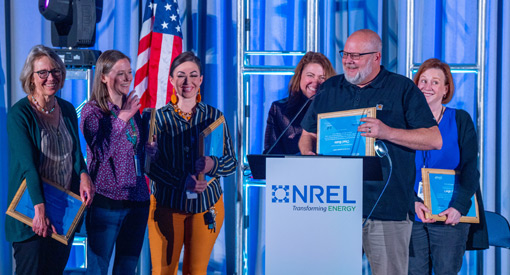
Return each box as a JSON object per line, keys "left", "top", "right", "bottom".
{"left": 344, "top": 60, "right": 374, "bottom": 85}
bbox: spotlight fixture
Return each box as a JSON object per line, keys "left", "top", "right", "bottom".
{"left": 38, "top": 0, "right": 103, "bottom": 48}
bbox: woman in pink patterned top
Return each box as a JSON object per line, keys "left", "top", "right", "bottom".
{"left": 80, "top": 50, "right": 156, "bottom": 275}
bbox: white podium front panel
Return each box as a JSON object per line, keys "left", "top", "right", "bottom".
{"left": 265, "top": 157, "right": 362, "bottom": 275}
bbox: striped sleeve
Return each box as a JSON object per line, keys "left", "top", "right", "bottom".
{"left": 207, "top": 118, "right": 236, "bottom": 178}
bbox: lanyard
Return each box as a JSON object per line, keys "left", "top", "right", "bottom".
{"left": 422, "top": 151, "right": 429, "bottom": 169}
{"left": 111, "top": 111, "right": 137, "bottom": 152}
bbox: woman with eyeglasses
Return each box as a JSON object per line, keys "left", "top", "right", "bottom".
{"left": 264, "top": 52, "right": 336, "bottom": 154}
{"left": 408, "top": 58, "right": 488, "bottom": 275}
{"left": 6, "top": 44, "right": 95, "bottom": 274}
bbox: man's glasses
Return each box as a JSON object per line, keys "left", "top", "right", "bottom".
{"left": 339, "top": 50, "right": 377, "bottom": 60}
{"left": 34, "top": 69, "right": 62, "bottom": 79}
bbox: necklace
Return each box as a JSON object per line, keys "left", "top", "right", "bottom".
{"left": 435, "top": 106, "right": 446, "bottom": 124}
{"left": 110, "top": 111, "right": 137, "bottom": 153}
{"left": 172, "top": 104, "right": 194, "bottom": 120}
{"left": 31, "top": 95, "right": 55, "bottom": 114}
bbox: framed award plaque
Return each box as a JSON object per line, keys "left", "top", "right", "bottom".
{"left": 317, "top": 107, "right": 376, "bottom": 156}
{"left": 421, "top": 168, "right": 479, "bottom": 223}
{"left": 6, "top": 179, "right": 86, "bottom": 244}
{"left": 198, "top": 115, "right": 225, "bottom": 184}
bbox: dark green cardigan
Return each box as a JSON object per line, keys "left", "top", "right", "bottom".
{"left": 5, "top": 96, "right": 88, "bottom": 242}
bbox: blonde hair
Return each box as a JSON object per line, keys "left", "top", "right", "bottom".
{"left": 19, "top": 45, "right": 66, "bottom": 94}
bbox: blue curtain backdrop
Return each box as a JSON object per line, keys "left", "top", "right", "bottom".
{"left": 0, "top": 0, "right": 509, "bottom": 274}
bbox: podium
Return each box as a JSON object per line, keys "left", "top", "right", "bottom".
{"left": 263, "top": 156, "right": 367, "bottom": 275}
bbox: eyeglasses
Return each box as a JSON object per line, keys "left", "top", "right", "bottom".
{"left": 339, "top": 50, "right": 378, "bottom": 60}
{"left": 34, "top": 69, "right": 62, "bottom": 79}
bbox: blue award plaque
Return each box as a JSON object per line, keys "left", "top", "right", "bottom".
{"left": 422, "top": 168, "right": 479, "bottom": 223}
{"left": 317, "top": 107, "right": 376, "bottom": 156}
{"left": 198, "top": 116, "right": 225, "bottom": 184}
{"left": 6, "top": 179, "right": 86, "bottom": 244}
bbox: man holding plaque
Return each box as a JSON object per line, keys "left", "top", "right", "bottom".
{"left": 299, "top": 29, "right": 442, "bottom": 275}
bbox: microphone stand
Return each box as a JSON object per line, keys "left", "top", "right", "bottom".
{"left": 265, "top": 90, "right": 322, "bottom": 154}
{"left": 363, "top": 140, "right": 393, "bottom": 227}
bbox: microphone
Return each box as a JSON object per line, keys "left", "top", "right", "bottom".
{"left": 265, "top": 89, "right": 323, "bottom": 154}
{"left": 363, "top": 140, "right": 393, "bottom": 227}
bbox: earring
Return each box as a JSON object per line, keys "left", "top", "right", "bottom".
{"left": 170, "top": 87, "right": 178, "bottom": 105}
{"left": 443, "top": 93, "right": 447, "bottom": 99}
{"left": 196, "top": 88, "right": 201, "bottom": 103}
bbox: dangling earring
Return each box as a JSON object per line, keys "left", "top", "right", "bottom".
{"left": 443, "top": 93, "right": 447, "bottom": 99}
{"left": 196, "top": 88, "right": 201, "bottom": 103}
{"left": 170, "top": 87, "right": 178, "bottom": 105}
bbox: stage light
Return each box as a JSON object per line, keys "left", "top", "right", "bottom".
{"left": 38, "top": 0, "right": 103, "bottom": 48}
{"left": 39, "top": 0, "right": 72, "bottom": 23}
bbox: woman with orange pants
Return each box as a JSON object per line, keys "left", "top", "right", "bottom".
{"left": 145, "top": 51, "right": 236, "bottom": 274}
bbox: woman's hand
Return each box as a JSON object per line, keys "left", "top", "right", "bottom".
{"left": 118, "top": 93, "right": 141, "bottom": 122}
{"left": 185, "top": 174, "right": 208, "bottom": 193}
{"left": 145, "top": 135, "right": 158, "bottom": 159}
{"left": 415, "top": 201, "right": 435, "bottom": 223}
{"left": 80, "top": 173, "right": 95, "bottom": 207}
{"left": 439, "top": 207, "right": 462, "bottom": 226}
{"left": 195, "top": 156, "right": 214, "bottom": 174}
{"left": 32, "top": 203, "right": 55, "bottom": 237}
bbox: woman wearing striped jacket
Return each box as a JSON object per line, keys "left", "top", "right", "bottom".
{"left": 146, "top": 51, "right": 237, "bottom": 275}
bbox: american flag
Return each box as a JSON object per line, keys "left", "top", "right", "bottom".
{"left": 134, "top": 0, "right": 183, "bottom": 110}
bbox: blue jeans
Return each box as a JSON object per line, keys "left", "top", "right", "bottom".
{"left": 408, "top": 221, "right": 470, "bottom": 275}
{"left": 85, "top": 205, "right": 149, "bottom": 275}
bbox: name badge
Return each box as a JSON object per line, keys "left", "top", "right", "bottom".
{"left": 134, "top": 155, "right": 142, "bottom": 177}
{"left": 417, "top": 181, "right": 424, "bottom": 200}
{"left": 186, "top": 191, "right": 198, "bottom": 199}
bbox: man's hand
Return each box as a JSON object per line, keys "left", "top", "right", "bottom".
{"left": 359, "top": 118, "right": 442, "bottom": 151}
{"left": 359, "top": 117, "right": 392, "bottom": 140}
{"left": 298, "top": 129, "right": 317, "bottom": 155}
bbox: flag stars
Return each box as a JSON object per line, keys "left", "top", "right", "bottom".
{"left": 165, "top": 3, "right": 171, "bottom": 10}
{"left": 176, "top": 25, "right": 181, "bottom": 32}
{"left": 148, "top": 2, "right": 153, "bottom": 9}
{"left": 162, "top": 21, "right": 169, "bottom": 29}
{"left": 170, "top": 14, "right": 177, "bottom": 21}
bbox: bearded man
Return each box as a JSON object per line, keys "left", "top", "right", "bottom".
{"left": 299, "top": 29, "right": 442, "bottom": 275}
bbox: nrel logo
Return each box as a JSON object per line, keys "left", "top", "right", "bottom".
{"left": 272, "top": 185, "right": 289, "bottom": 203}
{"left": 271, "top": 185, "right": 356, "bottom": 204}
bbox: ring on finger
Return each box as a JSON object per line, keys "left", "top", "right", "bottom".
{"left": 368, "top": 128, "right": 372, "bottom": 133}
